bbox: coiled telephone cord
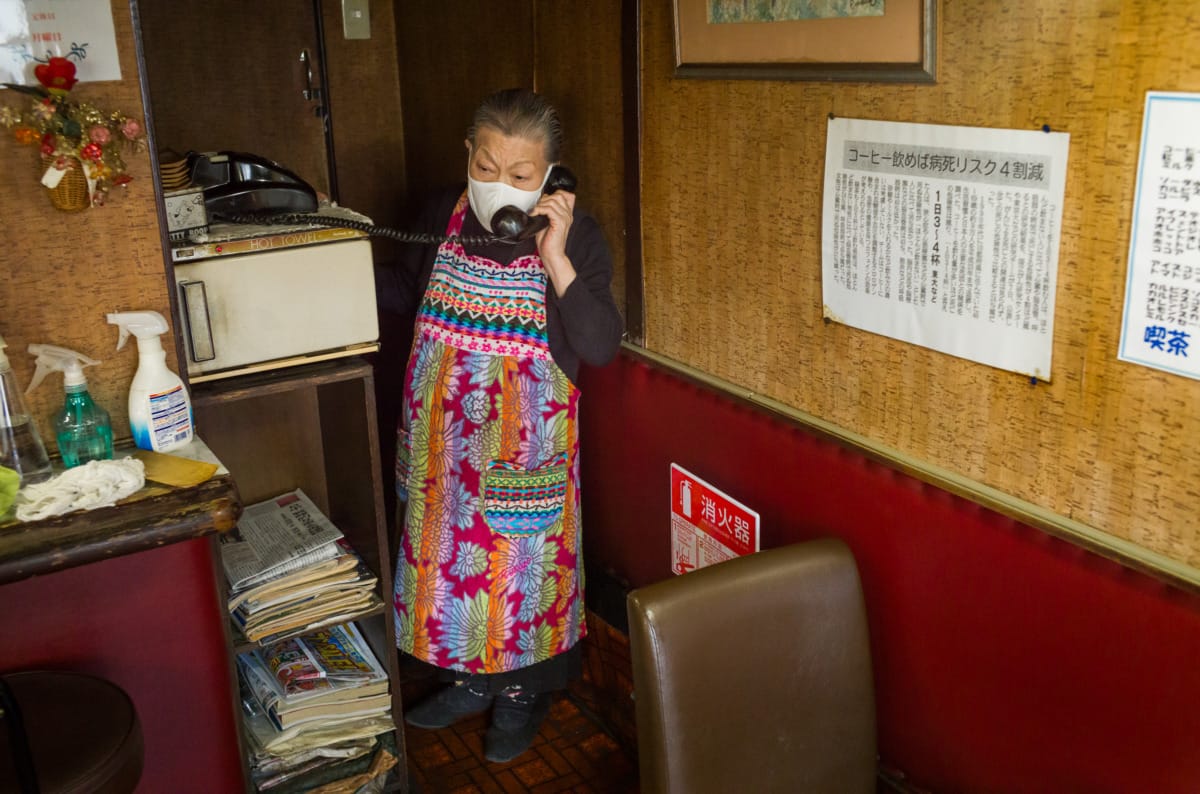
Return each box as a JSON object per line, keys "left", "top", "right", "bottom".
{"left": 217, "top": 212, "right": 513, "bottom": 247}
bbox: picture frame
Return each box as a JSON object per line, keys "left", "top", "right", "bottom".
{"left": 672, "top": 0, "right": 937, "bottom": 83}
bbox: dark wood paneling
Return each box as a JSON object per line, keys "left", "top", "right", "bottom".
{"left": 391, "top": 0, "right": 629, "bottom": 320}
{"left": 393, "top": 0, "right": 534, "bottom": 211}
{"left": 319, "top": 0, "right": 406, "bottom": 265}
{"left": 535, "top": 0, "right": 629, "bottom": 327}
{"left": 193, "top": 386, "right": 330, "bottom": 511}
{"left": 138, "top": 0, "right": 331, "bottom": 193}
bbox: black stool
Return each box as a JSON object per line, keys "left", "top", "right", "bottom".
{"left": 0, "top": 671, "right": 143, "bottom": 793}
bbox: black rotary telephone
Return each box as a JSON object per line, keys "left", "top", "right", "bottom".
{"left": 212, "top": 155, "right": 578, "bottom": 246}
{"left": 488, "top": 165, "right": 577, "bottom": 242}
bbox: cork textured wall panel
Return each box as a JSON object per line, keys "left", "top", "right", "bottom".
{"left": 638, "top": 1, "right": 1200, "bottom": 568}
{"left": 0, "top": 0, "right": 172, "bottom": 447}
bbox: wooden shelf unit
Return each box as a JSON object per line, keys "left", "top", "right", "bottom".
{"left": 192, "top": 357, "right": 407, "bottom": 793}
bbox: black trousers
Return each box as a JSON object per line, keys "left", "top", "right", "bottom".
{"left": 439, "top": 643, "right": 582, "bottom": 696}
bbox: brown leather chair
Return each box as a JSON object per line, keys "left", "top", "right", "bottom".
{"left": 0, "top": 671, "right": 143, "bottom": 793}
{"left": 627, "top": 538, "right": 877, "bottom": 794}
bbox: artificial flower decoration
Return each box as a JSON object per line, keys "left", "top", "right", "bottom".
{"left": 1, "top": 57, "right": 146, "bottom": 209}
{"left": 33, "top": 57, "right": 78, "bottom": 95}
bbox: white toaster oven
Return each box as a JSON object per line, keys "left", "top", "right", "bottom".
{"left": 173, "top": 235, "right": 379, "bottom": 382}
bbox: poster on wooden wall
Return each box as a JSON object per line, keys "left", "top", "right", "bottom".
{"left": 821, "top": 117, "right": 1070, "bottom": 380}
{"left": 1118, "top": 91, "right": 1200, "bottom": 380}
{"left": 673, "top": 0, "right": 936, "bottom": 82}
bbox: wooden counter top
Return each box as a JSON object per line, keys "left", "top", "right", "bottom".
{"left": 0, "top": 442, "right": 241, "bottom": 585}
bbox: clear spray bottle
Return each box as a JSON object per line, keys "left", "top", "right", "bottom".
{"left": 0, "top": 332, "right": 53, "bottom": 484}
{"left": 26, "top": 344, "right": 114, "bottom": 468}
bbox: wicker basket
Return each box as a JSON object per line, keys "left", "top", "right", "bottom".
{"left": 40, "top": 155, "right": 90, "bottom": 212}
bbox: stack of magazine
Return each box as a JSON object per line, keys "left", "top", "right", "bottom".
{"left": 221, "top": 489, "right": 384, "bottom": 645}
{"left": 238, "top": 622, "right": 395, "bottom": 789}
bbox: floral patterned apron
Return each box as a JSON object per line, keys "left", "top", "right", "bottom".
{"left": 393, "top": 192, "right": 585, "bottom": 675}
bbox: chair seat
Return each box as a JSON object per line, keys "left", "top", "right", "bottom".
{"left": 0, "top": 671, "right": 143, "bottom": 794}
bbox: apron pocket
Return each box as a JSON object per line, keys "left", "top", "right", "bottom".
{"left": 483, "top": 454, "right": 568, "bottom": 536}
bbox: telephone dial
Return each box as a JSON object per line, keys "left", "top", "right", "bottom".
{"left": 200, "top": 151, "right": 578, "bottom": 245}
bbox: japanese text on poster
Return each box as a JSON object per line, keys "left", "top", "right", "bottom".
{"left": 1, "top": 0, "right": 121, "bottom": 85}
{"left": 670, "top": 464, "right": 759, "bottom": 575}
{"left": 822, "top": 117, "right": 1070, "bottom": 379}
{"left": 1118, "top": 92, "right": 1200, "bottom": 379}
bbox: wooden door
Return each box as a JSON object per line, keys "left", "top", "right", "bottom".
{"left": 137, "top": 0, "right": 332, "bottom": 196}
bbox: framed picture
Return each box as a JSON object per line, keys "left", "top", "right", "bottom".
{"left": 672, "top": 0, "right": 937, "bottom": 83}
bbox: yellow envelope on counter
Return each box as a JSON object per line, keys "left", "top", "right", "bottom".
{"left": 129, "top": 448, "right": 218, "bottom": 488}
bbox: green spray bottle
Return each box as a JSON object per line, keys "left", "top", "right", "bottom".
{"left": 26, "top": 344, "right": 114, "bottom": 468}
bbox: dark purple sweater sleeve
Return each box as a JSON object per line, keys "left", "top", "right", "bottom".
{"left": 547, "top": 212, "right": 624, "bottom": 374}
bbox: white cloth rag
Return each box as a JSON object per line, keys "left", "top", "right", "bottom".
{"left": 15, "top": 457, "right": 146, "bottom": 522}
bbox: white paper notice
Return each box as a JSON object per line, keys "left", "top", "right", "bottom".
{"left": 0, "top": 0, "right": 122, "bottom": 86}
{"left": 1118, "top": 92, "right": 1200, "bottom": 380}
{"left": 822, "top": 118, "right": 1070, "bottom": 379}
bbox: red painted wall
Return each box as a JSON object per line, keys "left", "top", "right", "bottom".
{"left": 579, "top": 351, "right": 1200, "bottom": 793}
{"left": 0, "top": 538, "right": 243, "bottom": 793}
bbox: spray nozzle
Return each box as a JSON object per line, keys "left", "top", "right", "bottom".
{"left": 106, "top": 310, "right": 170, "bottom": 351}
{"left": 26, "top": 344, "right": 100, "bottom": 394}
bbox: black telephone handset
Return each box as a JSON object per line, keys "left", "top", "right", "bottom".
{"left": 490, "top": 166, "right": 578, "bottom": 243}
{"left": 189, "top": 151, "right": 319, "bottom": 216}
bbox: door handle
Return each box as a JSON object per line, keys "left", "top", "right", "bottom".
{"left": 299, "top": 48, "right": 322, "bottom": 102}
{"left": 179, "top": 280, "right": 216, "bottom": 363}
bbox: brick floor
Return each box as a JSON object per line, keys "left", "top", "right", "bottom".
{"left": 403, "top": 694, "right": 639, "bottom": 793}
{"left": 399, "top": 611, "right": 639, "bottom": 793}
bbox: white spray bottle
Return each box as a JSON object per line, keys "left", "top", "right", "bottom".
{"left": 106, "top": 310, "right": 195, "bottom": 452}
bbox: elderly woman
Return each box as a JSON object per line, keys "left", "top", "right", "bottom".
{"left": 377, "top": 88, "right": 623, "bottom": 763}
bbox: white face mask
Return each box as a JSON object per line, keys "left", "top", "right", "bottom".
{"left": 467, "top": 165, "right": 553, "bottom": 233}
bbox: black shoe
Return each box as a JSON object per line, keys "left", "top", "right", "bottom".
{"left": 404, "top": 683, "right": 493, "bottom": 729}
{"left": 484, "top": 691, "right": 552, "bottom": 763}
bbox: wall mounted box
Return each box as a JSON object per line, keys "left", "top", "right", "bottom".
{"left": 173, "top": 235, "right": 379, "bottom": 382}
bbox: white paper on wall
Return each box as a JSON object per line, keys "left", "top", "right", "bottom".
{"left": 1, "top": 0, "right": 121, "bottom": 86}
{"left": 822, "top": 117, "right": 1070, "bottom": 380}
{"left": 1118, "top": 92, "right": 1200, "bottom": 380}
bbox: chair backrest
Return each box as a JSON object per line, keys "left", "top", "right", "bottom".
{"left": 627, "top": 538, "right": 877, "bottom": 794}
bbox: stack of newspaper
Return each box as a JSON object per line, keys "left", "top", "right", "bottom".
{"left": 221, "top": 489, "right": 383, "bottom": 645}
{"left": 238, "top": 622, "right": 395, "bottom": 790}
